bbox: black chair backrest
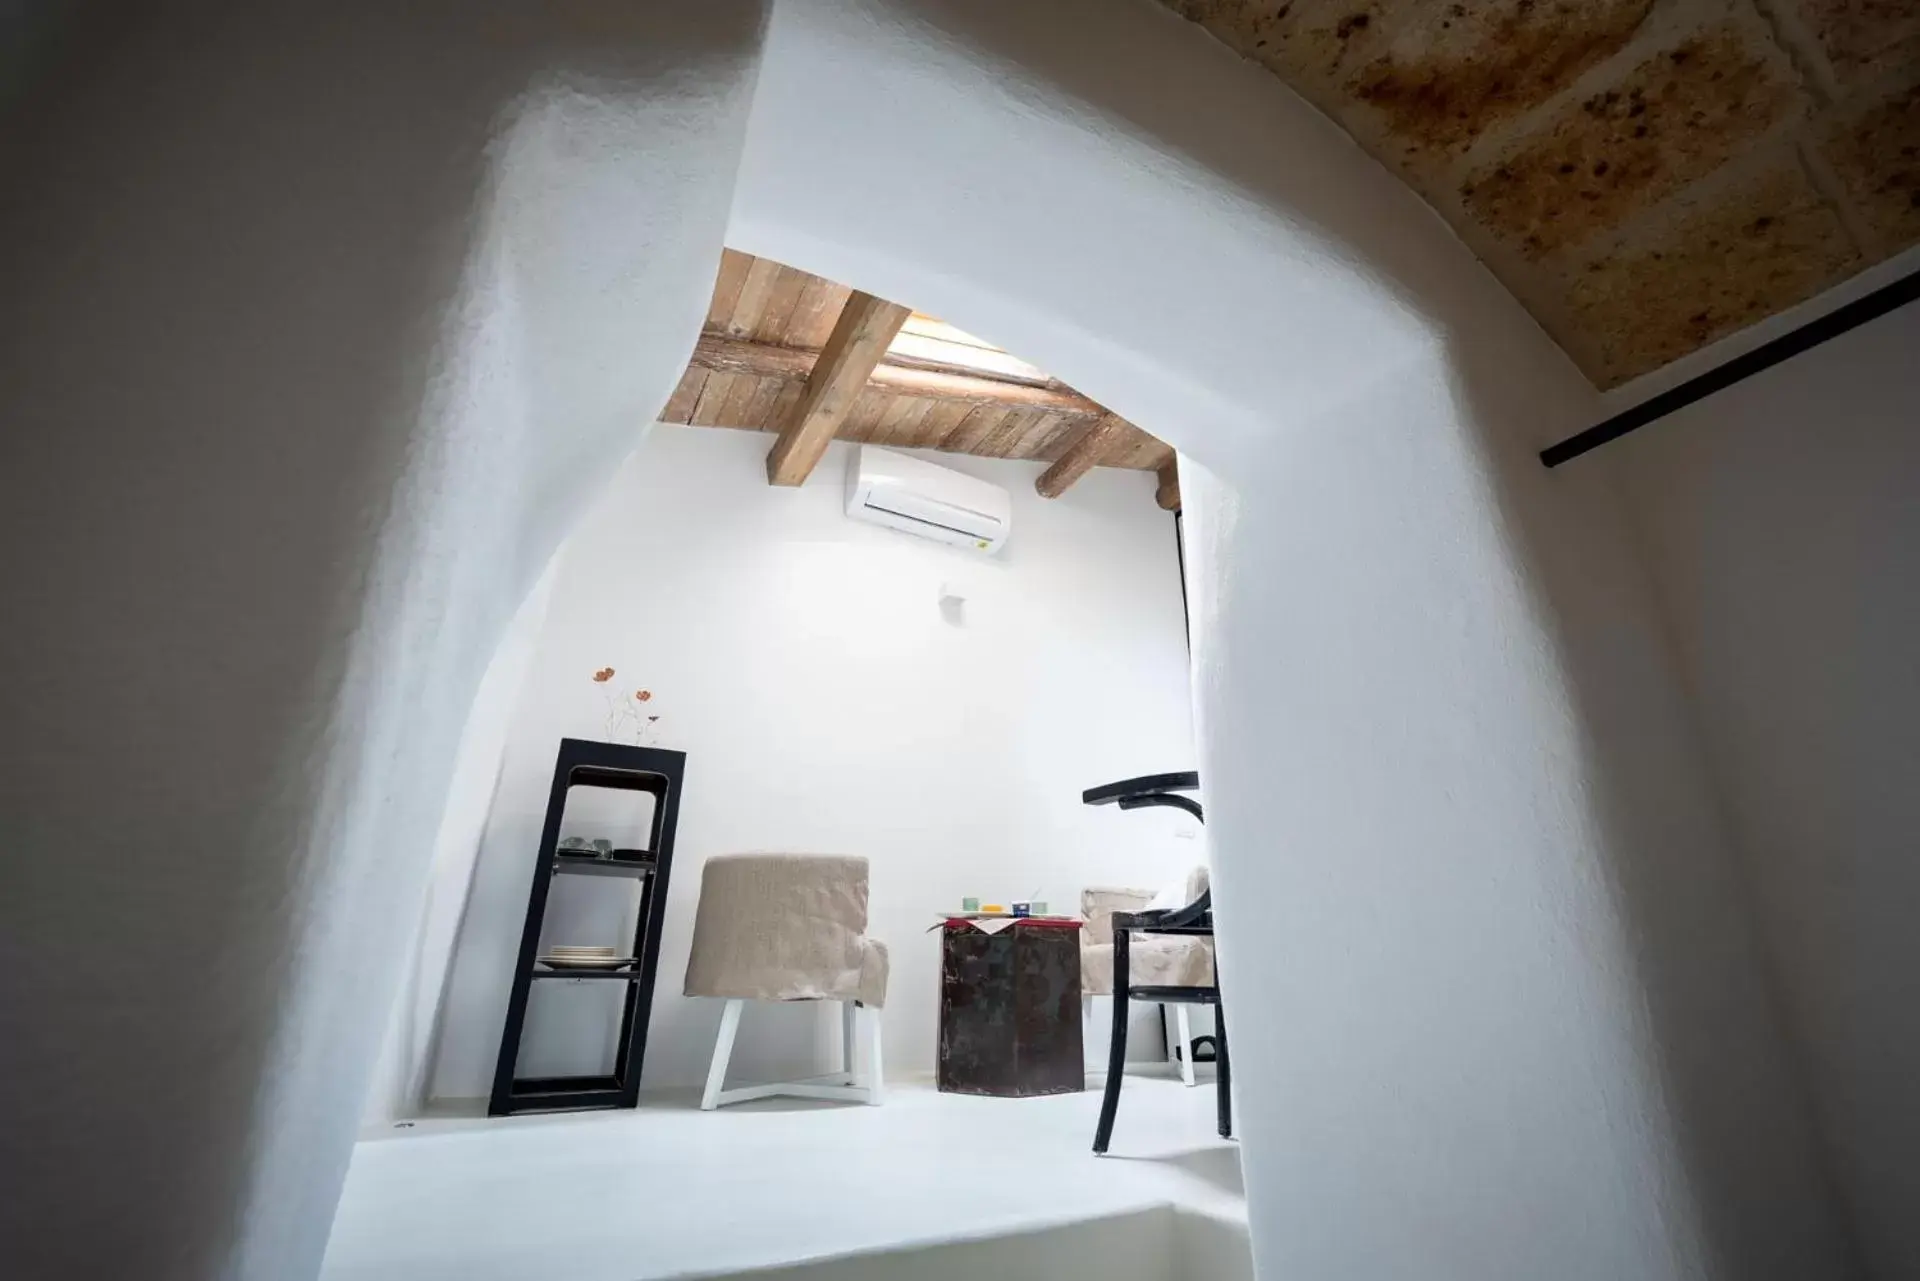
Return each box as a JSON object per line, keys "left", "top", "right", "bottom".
{"left": 1085, "top": 773, "right": 1208, "bottom": 927}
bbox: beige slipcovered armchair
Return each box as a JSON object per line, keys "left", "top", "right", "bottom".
{"left": 683, "top": 854, "right": 888, "bottom": 1109}
{"left": 1082, "top": 868, "right": 1214, "bottom": 1086}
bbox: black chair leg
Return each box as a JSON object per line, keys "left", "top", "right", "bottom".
{"left": 1093, "top": 928, "right": 1130, "bottom": 1154}
{"left": 1214, "top": 994, "right": 1232, "bottom": 1139}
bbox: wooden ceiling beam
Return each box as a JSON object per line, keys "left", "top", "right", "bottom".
{"left": 1156, "top": 458, "right": 1181, "bottom": 511}
{"left": 687, "top": 252, "right": 1173, "bottom": 479}
{"left": 1035, "top": 413, "right": 1128, "bottom": 499}
{"left": 866, "top": 362, "right": 1100, "bottom": 415}
{"left": 766, "top": 291, "right": 911, "bottom": 487}
{"left": 692, "top": 334, "right": 1107, "bottom": 418}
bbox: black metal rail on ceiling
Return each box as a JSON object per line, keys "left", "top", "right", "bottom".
{"left": 1540, "top": 269, "right": 1920, "bottom": 469}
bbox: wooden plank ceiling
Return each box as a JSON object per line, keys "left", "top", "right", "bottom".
{"left": 660, "top": 250, "right": 1176, "bottom": 502}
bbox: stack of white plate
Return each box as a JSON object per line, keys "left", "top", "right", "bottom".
{"left": 540, "top": 945, "right": 635, "bottom": 970}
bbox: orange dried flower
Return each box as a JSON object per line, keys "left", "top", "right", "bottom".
{"left": 634, "top": 689, "right": 652, "bottom": 702}
{"left": 591, "top": 667, "right": 615, "bottom": 683}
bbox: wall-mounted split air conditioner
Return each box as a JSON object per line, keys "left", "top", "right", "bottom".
{"left": 844, "top": 446, "right": 1011, "bottom": 555}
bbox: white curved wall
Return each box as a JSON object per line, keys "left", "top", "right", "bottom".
{"left": 0, "top": 4, "right": 768, "bottom": 1278}
{"left": 0, "top": 1, "right": 1856, "bottom": 1279}
{"left": 1612, "top": 300, "right": 1920, "bottom": 1281}
{"left": 360, "top": 560, "right": 558, "bottom": 1131}
{"left": 732, "top": 3, "right": 1849, "bottom": 1277}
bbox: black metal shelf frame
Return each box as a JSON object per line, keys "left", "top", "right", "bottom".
{"left": 488, "top": 738, "right": 686, "bottom": 1117}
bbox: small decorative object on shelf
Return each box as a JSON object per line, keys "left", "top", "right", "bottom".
{"left": 538, "top": 946, "right": 638, "bottom": 972}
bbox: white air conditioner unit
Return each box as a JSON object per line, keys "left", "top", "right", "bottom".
{"left": 845, "top": 446, "right": 1011, "bottom": 555}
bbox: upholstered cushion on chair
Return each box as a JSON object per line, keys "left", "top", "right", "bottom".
{"left": 1082, "top": 886, "right": 1155, "bottom": 947}
{"left": 1079, "top": 879, "right": 1215, "bottom": 995}
{"left": 1082, "top": 935, "right": 1215, "bottom": 994}
{"left": 683, "top": 854, "right": 889, "bottom": 1008}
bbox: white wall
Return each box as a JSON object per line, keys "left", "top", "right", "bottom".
{"left": 429, "top": 425, "right": 1198, "bottom": 1097}
{"left": 0, "top": 6, "right": 767, "bottom": 1278}
{"left": 1612, "top": 300, "right": 1920, "bottom": 1281}
{"left": 360, "top": 561, "right": 557, "bottom": 1131}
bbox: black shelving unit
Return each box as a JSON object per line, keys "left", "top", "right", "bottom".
{"left": 488, "top": 737, "right": 686, "bottom": 1117}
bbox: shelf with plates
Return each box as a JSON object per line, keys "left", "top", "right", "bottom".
{"left": 552, "top": 851, "right": 657, "bottom": 879}
{"left": 530, "top": 969, "right": 647, "bottom": 981}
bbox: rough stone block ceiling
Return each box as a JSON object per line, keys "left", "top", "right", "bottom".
{"left": 1164, "top": 0, "right": 1920, "bottom": 385}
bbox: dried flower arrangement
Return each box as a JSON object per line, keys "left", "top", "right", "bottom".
{"left": 590, "top": 666, "right": 663, "bottom": 745}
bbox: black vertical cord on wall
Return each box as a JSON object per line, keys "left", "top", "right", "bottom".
{"left": 1540, "top": 270, "right": 1920, "bottom": 468}
{"left": 1174, "top": 509, "right": 1190, "bottom": 652}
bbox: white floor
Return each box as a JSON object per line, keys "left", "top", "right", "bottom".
{"left": 322, "top": 1074, "right": 1245, "bottom": 1281}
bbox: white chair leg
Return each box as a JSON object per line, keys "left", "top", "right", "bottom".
{"left": 1163, "top": 1004, "right": 1178, "bottom": 1064}
{"left": 700, "top": 999, "right": 743, "bottom": 1111}
{"left": 864, "top": 1003, "right": 885, "bottom": 1105}
{"left": 1176, "top": 1005, "right": 1196, "bottom": 1087}
{"left": 841, "top": 1000, "right": 858, "bottom": 1086}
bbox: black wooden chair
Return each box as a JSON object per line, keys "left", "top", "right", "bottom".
{"left": 1081, "top": 772, "right": 1229, "bottom": 1154}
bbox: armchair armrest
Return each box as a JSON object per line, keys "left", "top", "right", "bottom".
{"left": 1115, "top": 889, "right": 1212, "bottom": 934}
{"left": 1118, "top": 792, "right": 1204, "bottom": 822}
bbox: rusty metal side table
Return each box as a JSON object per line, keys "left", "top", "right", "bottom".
{"left": 936, "top": 918, "right": 1084, "bottom": 1098}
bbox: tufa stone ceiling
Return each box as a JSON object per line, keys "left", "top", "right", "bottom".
{"left": 1163, "top": 0, "right": 1920, "bottom": 386}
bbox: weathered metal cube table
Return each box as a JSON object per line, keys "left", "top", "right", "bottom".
{"left": 936, "top": 917, "right": 1084, "bottom": 1097}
